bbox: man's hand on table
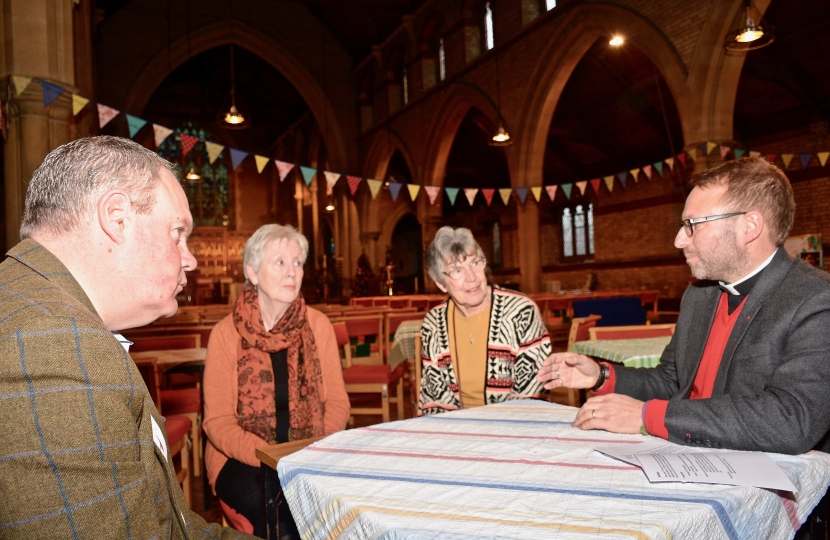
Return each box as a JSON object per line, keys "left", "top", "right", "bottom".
{"left": 573, "top": 394, "right": 645, "bottom": 434}
{"left": 538, "top": 352, "right": 600, "bottom": 390}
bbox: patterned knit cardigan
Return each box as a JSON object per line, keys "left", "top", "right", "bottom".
{"left": 418, "top": 286, "right": 551, "bottom": 416}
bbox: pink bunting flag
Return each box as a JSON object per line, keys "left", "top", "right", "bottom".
{"left": 665, "top": 157, "right": 675, "bottom": 171}
{"left": 481, "top": 189, "right": 495, "bottom": 207}
{"left": 545, "top": 185, "right": 558, "bottom": 201}
{"left": 323, "top": 171, "right": 340, "bottom": 190}
{"left": 97, "top": 104, "right": 119, "bottom": 129}
{"left": 346, "top": 175, "right": 362, "bottom": 196}
{"left": 464, "top": 188, "right": 478, "bottom": 206}
{"left": 275, "top": 160, "right": 294, "bottom": 182}
{"left": 152, "top": 124, "right": 173, "bottom": 147}
{"left": 642, "top": 164, "right": 653, "bottom": 180}
{"left": 720, "top": 145, "right": 731, "bottom": 160}
{"left": 589, "top": 179, "right": 601, "bottom": 195}
{"left": 575, "top": 181, "right": 587, "bottom": 195}
{"left": 179, "top": 134, "right": 199, "bottom": 157}
{"left": 425, "top": 186, "right": 441, "bottom": 205}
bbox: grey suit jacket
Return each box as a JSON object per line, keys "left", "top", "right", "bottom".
{"left": 615, "top": 248, "right": 830, "bottom": 455}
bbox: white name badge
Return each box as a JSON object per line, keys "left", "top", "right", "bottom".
{"left": 150, "top": 416, "right": 168, "bottom": 460}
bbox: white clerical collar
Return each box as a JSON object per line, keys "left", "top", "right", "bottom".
{"left": 719, "top": 249, "right": 777, "bottom": 296}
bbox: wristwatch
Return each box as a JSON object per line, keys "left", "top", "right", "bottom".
{"left": 590, "top": 362, "right": 609, "bottom": 392}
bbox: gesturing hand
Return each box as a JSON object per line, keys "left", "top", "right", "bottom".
{"left": 537, "top": 352, "right": 600, "bottom": 390}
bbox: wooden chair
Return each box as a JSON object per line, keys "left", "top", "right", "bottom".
{"left": 589, "top": 324, "right": 675, "bottom": 340}
{"left": 550, "top": 315, "right": 602, "bottom": 408}
{"left": 384, "top": 312, "right": 422, "bottom": 360}
{"left": 409, "top": 298, "right": 429, "bottom": 311}
{"left": 412, "top": 335, "right": 422, "bottom": 415}
{"left": 351, "top": 297, "right": 373, "bottom": 307}
{"left": 388, "top": 298, "right": 409, "bottom": 309}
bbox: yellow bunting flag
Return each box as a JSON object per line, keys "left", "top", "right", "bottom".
{"left": 688, "top": 147, "right": 698, "bottom": 160}
{"left": 407, "top": 184, "right": 420, "bottom": 201}
{"left": 12, "top": 76, "right": 32, "bottom": 96}
{"left": 603, "top": 175, "right": 614, "bottom": 192}
{"left": 205, "top": 141, "right": 224, "bottom": 164}
{"left": 366, "top": 179, "right": 382, "bottom": 199}
{"left": 818, "top": 152, "right": 829, "bottom": 167}
{"left": 781, "top": 154, "right": 794, "bottom": 168}
{"left": 530, "top": 187, "right": 542, "bottom": 202}
{"left": 706, "top": 141, "right": 718, "bottom": 155}
{"left": 71, "top": 94, "right": 89, "bottom": 116}
{"left": 629, "top": 169, "right": 640, "bottom": 182}
{"left": 498, "top": 188, "right": 512, "bottom": 205}
{"left": 254, "top": 155, "right": 269, "bottom": 173}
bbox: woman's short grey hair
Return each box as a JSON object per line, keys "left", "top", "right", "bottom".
{"left": 425, "top": 226, "right": 485, "bottom": 287}
{"left": 243, "top": 224, "right": 309, "bottom": 283}
{"left": 20, "top": 136, "right": 176, "bottom": 239}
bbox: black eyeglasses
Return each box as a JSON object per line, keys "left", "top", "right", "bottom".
{"left": 681, "top": 212, "right": 746, "bottom": 236}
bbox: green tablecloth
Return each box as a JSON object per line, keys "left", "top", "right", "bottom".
{"left": 571, "top": 336, "right": 671, "bottom": 368}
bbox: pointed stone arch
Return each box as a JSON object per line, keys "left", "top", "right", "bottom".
{"left": 363, "top": 128, "right": 418, "bottom": 182}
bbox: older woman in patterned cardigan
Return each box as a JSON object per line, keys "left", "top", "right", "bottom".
{"left": 418, "top": 226, "right": 551, "bottom": 416}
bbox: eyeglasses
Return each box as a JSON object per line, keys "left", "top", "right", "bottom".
{"left": 442, "top": 258, "right": 487, "bottom": 281}
{"left": 681, "top": 212, "right": 746, "bottom": 236}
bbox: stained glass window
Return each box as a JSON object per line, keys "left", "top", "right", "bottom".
{"left": 439, "top": 38, "right": 446, "bottom": 81}
{"left": 562, "top": 208, "right": 573, "bottom": 257}
{"left": 562, "top": 204, "right": 594, "bottom": 258}
{"left": 485, "top": 3, "right": 494, "bottom": 50}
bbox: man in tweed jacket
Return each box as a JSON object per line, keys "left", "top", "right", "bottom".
{"left": 0, "top": 137, "right": 253, "bottom": 538}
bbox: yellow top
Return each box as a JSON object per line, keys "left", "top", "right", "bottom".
{"left": 447, "top": 300, "right": 490, "bottom": 409}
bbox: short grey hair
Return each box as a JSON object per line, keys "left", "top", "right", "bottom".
{"left": 425, "top": 226, "right": 485, "bottom": 287}
{"left": 20, "top": 136, "right": 176, "bottom": 238}
{"left": 243, "top": 224, "right": 309, "bottom": 284}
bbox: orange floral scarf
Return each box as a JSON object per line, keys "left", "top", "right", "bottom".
{"left": 233, "top": 286, "right": 325, "bottom": 442}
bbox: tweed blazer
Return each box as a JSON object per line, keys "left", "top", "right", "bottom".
{"left": 0, "top": 240, "right": 252, "bottom": 539}
{"left": 615, "top": 248, "right": 830, "bottom": 455}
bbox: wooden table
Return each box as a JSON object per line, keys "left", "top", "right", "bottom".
{"left": 571, "top": 337, "right": 671, "bottom": 368}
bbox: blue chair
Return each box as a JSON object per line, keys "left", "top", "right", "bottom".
{"left": 572, "top": 297, "right": 646, "bottom": 327}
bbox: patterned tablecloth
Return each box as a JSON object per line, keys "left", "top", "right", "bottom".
{"left": 387, "top": 319, "right": 423, "bottom": 368}
{"left": 571, "top": 336, "right": 672, "bottom": 368}
{"left": 278, "top": 401, "right": 830, "bottom": 539}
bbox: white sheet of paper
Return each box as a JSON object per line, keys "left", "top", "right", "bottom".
{"left": 150, "top": 416, "right": 168, "bottom": 460}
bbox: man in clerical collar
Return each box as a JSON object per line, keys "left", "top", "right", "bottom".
{"left": 539, "top": 156, "right": 830, "bottom": 455}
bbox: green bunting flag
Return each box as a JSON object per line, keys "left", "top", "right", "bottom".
{"left": 126, "top": 115, "right": 147, "bottom": 139}
{"left": 653, "top": 162, "right": 664, "bottom": 176}
{"left": 445, "top": 187, "right": 459, "bottom": 205}
{"left": 561, "top": 184, "right": 572, "bottom": 199}
{"left": 300, "top": 166, "right": 317, "bottom": 186}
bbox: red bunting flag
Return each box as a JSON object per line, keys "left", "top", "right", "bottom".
{"left": 589, "top": 179, "right": 601, "bottom": 195}
{"left": 765, "top": 153, "right": 778, "bottom": 163}
{"left": 180, "top": 133, "right": 199, "bottom": 157}
{"left": 677, "top": 153, "right": 687, "bottom": 168}
{"left": 481, "top": 189, "right": 495, "bottom": 206}
{"left": 346, "top": 175, "right": 362, "bottom": 196}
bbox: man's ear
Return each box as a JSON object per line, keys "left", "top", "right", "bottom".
{"left": 742, "top": 211, "right": 764, "bottom": 245}
{"left": 97, "top": 190, "right": 133, "bottom": 244}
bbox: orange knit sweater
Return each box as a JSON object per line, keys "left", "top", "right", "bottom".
{"left": 203, "top": 307, "right": 350, "bottom": 491}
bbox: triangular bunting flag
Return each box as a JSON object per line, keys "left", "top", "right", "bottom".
{"left": 629, "top": 169, "right": 640, "bottom": 183}
{"left": 603, "top": 176, "right": 614, "bottom": 192}
{"left": 720, "top": 145, "right": 730, "bottom": 160}
{"left": 230, "top": 148, "right": 248, "bottom": 170}
{"left": 153, "top": 124, "right": 173, "bottom": 147}
{"left": 642, "top": 165, "right": 653, "bottom": 180}
{"left": 324, "top": 171, "right": 340, "bottom": 190}
{"left": 126, "top": 114, "right": 147, "bottom": 139}
{"left": 97, "top": 104, "right": 119, "bottom": 129}
{"left": 275, "top": 160, "right": 294, "bottom": 181}
{"left": 545, "top": 185, "right": 557, "bottom": 201}
{"left": 706, "top": 141, "right": 717, "bottom": 155}
{"left": 764, "top": 153, "right": 778, "bottom": 163}
{"left": 818, "top": 152, "right": 829, "bottom": 167}
{"left": 299, "top": 166, "right": 317, "bottom": 186}
{"left": 688, "top": 148, "right": 698, "bottom": 161}
{"left": 205, "top": 141, "right": 224, "bottom": 164}
{"left": 346, "top": 175, "right": 362, "bottom": 196}
{"left": 481, "top": 189, "right": 495, "bottom": 207}
{"left": 71, "top": 94, "right": 89, "bottom": 116}
{"left": 561, "top": 184, "right": 573, "bottom": 199}
{"left": 425, "top": 185, "right": 441, "bottom": 204}
{"left": 407, "top": 184, "right": 420, "bottom": 201}
{"left": 781, "top": 154, "right": 794, "bottom": 168}
{"left": 515, "top": 187, "right": 528, "bottom": 205}
{"left": 734, "top": 148, "right": 745, "bottom": 159}
{"left": 41, "top": 81, "right": 64, "bottom": 108}
{"left": 12, "top": 75, "right": 32, "bottom": 96}
{"left": 749, "top": 151, "right": 761, "bottom": 158}
{"left": 388, "top": 182, "right": 403, "bottom": 202}
{"left": 575, "top": 181, "right": 587, "bottom": 195}
{"left": 589, "top": 179, "right": 601, "bottom": 195}
{"left": 498, "top": 188, "right": 512, "bottom": 205}
{"left": 255, "top": 155, "right": 270, "bottom": 174}
{"left": 366, "top": 179, "right": 382, "bottom": 199}
{"left": 665, "top": 157, "right": 675, "bottom": 171}
{"left": 616, "top": 172, "right": 627, "bottom": 187}
{"left": 179, "top": 133, "right": 199, "bottom": 157}
{"left": 677, "top": 153, "right": 686, "bottom": 168}
{"left": 531, "top": 187, "right": 542, "bottom": 202}
{"left": 445, "top": 187, "right": 459, "bottom": 206}
{"left": 653, "top": 162, "right": 664, "bottom": 176}
{"left": 697, "top": 143, "right": 708, "bottom": 157}
{"left": 799, "top": 153, "right": 813, "bottom": 169}
{"left": 464, "top": 188, "right": 478, "bottom": 206}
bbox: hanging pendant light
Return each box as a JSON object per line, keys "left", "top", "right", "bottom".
{"left": 724, "top": 0, "right": 774, "bottom": 52}
{"left": 488, "top": 47, "right": 513, "bottom": 147}
{"left": 185, "top": 167, "right": 201, "bottom": 182}
{"left": 219, "top": 43, "right": 250, "bottom": 129}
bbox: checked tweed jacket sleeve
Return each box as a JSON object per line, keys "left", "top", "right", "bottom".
{"left": 0, "top": 240, "right": 253, "bottom": 539}
{"left": 418, "top": 286, "right": 551, "bottom": 416}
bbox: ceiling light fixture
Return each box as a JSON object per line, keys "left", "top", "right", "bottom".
{"left": 724, "top": 0, "right": 774, "bottom": 52}
{"left": 219, "top": 43, "right": 250, "bottom": 129}
{"left": 488, "top": 47, "right": 513, "bottom": 147}
{"left": 185, "top": 167, "right": 201, "bottom": 182}
{"left": 609, "top": 35, "right": 624, "bottom": 46}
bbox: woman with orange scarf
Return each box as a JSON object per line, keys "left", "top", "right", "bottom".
{"left": 203, "top": 224, "right": 349, "bottom": 538}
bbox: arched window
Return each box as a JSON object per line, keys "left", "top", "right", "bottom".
{"left": 562, "top": 204, "right": 594, "bottom": 259}
{"left": 546, "top": 0, "right": 557, "bottom": 11}
{"left": 484, "top": 2, "right": 494, "bottom": 51}
{"left": 492, "top": 221, "right": 502, "bottom": 266}
{"left": 402, "top": 67, "right": 409, "bottom": 105}
{"left": 439, "top": 38, "right": 446, "bottom": 81}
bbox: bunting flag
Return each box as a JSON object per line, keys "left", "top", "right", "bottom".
{"left": 616, "top": 172, "right": 627, "bottom": 188}
{"left": 481, "top": 189, "right": 495, "bottom": 207}
{"left": 561, "top": 184, "right": 573, "bottom": 199}
{"left": 515, "top": 187, "right": 529, "bottom": 205}
{"left": 153, "top": 124, "right": 173, "bottom": 147}
{"left": 687, "top": 148, "right": 698, "bottom": 161}
{"left": 575, "top": 181, "right": 587, "bottom": 195}
{"left": 366, "top": 179, "right": 382, "bottom": 199}
{"left": 126, "top": 114, "right": 147, "bottom": 139}
{"left": 819, "top": 152, "right": 829, "bottom": 167}
{"left": 697, "top": 143, "right": 708, "bottom": 157}
{"left": 589, "top": 178, "right": 601, "bottom": 195}
{"left": 41, "top": 81, "right": 64, "bottom": 108}
{"left": 498, "top": 188, "right": 512, "bottom": 205}
{"left": 425, "top": 185, "right": 441, "bottom": 204}
{"left": 407, "top": 184, "right": 420, "bottom": 201}
{"left": 706, "top": 141, "right": 718, "bottom": 155}
{"left": 720, "top": 145, "right": 730, "bottom": 160}
{"left": 653, "top": 162, "right": 664, "bottom": 176}
{"left": 255, "top": 155, "right": 270, "bottom": 174}
{"left": 799, "top": 153, "right": 813, "bottom": 169}
{"left": 629, "top": 169, "right": 640, "bottom": 182}
{"left": 545, "top": 185, "right": 557, "bottom": 201}
{"left": 781, "top": 154, "right": 794, "bottom": 168}
{"left": 603, "top": 176, "right": 614, "bottom": 193}
{"left": 531, "top": 187, "right": 542, "bottom": 202}
{"left": 642, "top": 164, "right": 652, "bottom": 180}
{"left": 179, "top": 133, "right": 199, "bottom": 157}
{"left": 346, "top": 175, "right": 362, "bottom": 196}
{"left": 205, "top": 141, "right": 224, "bottom": 164}
{"left": 71, "top": 94, "right": 89, "bottom": 116}
{"left": 750, "top": 151, "right": 761, "bottom": 158}
{"left": 12, "top": 76, "right": 32, "bottom": 96}
{"left": 230, "top": 148, "right": 248, "bottom": 170}
{"left": 765, "top": 153, "right": 778, "bottom": 163}
{"left": 445, "top": 187, "right": 459, "bottom": 205}
{"left": 665, "top": 157, "right": 675, "bottom": 171}
{"left": 97, "top": 104, "right": 119, "bottom": 129}
{"left": 388, "top": 182, "right": 403, "bottom": 202}
{"left": 324, "top": 171, "right": 340, "bottom": 190}
{"left": 463, "top": 188, "right": 478, "bottom": 206}
{"left": 299, "top": 166, "right": 317, "bottom": 186}
{"left": 275, "top": 160, "right": 294, "bottom": 181}
{"left": 734, "top": 149, "right": 745, "bottom": 159}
